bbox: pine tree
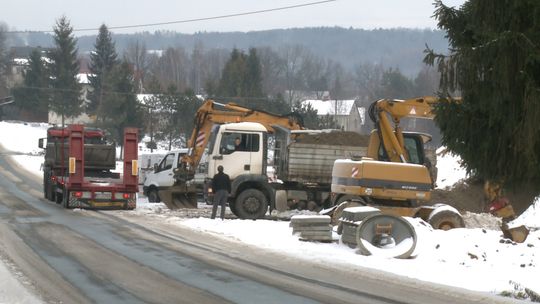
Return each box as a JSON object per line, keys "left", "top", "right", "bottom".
{"left": 49, "top": 16, "right": 82, "bottom": 123}
{"left": 100, "top": 61, "right": 142, "bottom": 146}
{"left": 245, "top": 48, "right": 263, "bottom": 97}
{"left": 375, "top": 68, "right": 414, "bottom": 99}
{"left": 217, "top": 48, "right": 246, "bottom": 97}
{"left": 88, "top": 24, "right": 118, "bottom": 116}
{"left": 12, "top": 49, "right": 50, "bottom": 119}
{"left": 425, "top": 0, "right": 540, "bottom": 184}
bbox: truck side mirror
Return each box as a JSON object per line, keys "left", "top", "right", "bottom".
{"left": 38, "top": 138, "right": 45, "bottom": 149}
{"left": 153, "top": 163, "right": 158, "bottom": 173}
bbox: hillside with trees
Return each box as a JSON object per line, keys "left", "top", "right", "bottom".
{"left": 9, "top": 27, "right": 448, "bottom": 76}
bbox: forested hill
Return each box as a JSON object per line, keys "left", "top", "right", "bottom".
{"left": 12, "top": 27, "right": 448, "bottom": 76}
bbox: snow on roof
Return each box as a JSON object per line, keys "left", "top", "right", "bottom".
{"left": 137, "top": 94, "right": 155, "bottom": 104}
{"left": 13, "top": 58, "right": 29, "bottom": 65}
{"left": 147, "top": 49, "right": 163, "bottom": 57}
{"left": 76, "top": 73, "right": 93, "bottom": 84}
{"left": 302, "top": 99, "right": 356, "bottom": 115}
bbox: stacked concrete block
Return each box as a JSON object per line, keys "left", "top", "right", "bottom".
{"left": 339, "top": 206, "right": 381, "bottom": 247}
{"left": 290, "top": 215, "right": 333, "bottom": 241}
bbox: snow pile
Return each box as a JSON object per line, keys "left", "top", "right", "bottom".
{"left": 0, "top": 121, "right": 48, "bottom": 155}
{"left": 511, "top": 196, "right": 540, "bottom": 229}
{"left": 436, "top": 147, "right": 468, "bottom": 189}
{"left": 173, "top": 215, "right": 540, "bottom": 295}
{"left": 0, "top": 121, "right": 48, "bottom": 174}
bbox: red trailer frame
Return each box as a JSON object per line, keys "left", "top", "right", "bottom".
{"left": 55, "top": 124, "right": 139, "bottom": 209}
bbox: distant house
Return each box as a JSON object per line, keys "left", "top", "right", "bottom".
{"left": 301, "top": 99, "right": 370, "bottom": 133}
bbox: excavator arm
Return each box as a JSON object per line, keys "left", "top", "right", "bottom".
{"left": 369, "top": 96, "right": 445, "bottom": 163}
{"left": 161, "top": 99, "right": 303, "bottom": 209}
{"left": 182, "top": 99, "right": 303, "bottom": 172}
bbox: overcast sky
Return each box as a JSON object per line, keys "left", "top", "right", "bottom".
{"left": 1, "top": 0, "right": 466, "bottom": 35}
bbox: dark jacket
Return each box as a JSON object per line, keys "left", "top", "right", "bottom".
{"left": 212, "top": 172, "right": 231, "bottom": 193}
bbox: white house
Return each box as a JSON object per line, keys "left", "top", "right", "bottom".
{"left": 301, "top": 99, "right": 368, "bottom": 132}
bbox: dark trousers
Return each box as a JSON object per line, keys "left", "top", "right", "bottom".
{"left": 211, "top": 190, "right": 228, "bottom": 219}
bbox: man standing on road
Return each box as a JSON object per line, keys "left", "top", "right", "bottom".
{"left": 211, "top": 165, "right": 231, "bottom": 220}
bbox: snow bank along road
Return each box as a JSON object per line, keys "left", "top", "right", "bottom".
{"left": 0, "top": 147, "right": 516, "bottom": 303}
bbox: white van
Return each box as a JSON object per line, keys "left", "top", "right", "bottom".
{"left": 142, "top": 149, "right": 188, "bottom": 202}
{"left": 138, "top": 153, "right": 167, "bottom": 185}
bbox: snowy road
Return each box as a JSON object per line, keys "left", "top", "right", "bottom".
{"left": 0, "top": 143, "right": 518, "bottom": 303}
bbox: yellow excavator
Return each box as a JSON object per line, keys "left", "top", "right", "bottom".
{"left": 331, "top": 96, "right": 528, "bottom": 238}
{"left": 330, "top": 96, "right": 467, "bottom": 230}
{"left": 159, "top": 99, "right": 303, "bottom": 209}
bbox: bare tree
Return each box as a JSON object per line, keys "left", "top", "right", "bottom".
{"left": 354, "top": 62, "right": 384, "bottom": 101}
{"left": 201, "top": 48, "right": 228, "bottom": 96}
{"left": 280, "top": 44, "right": 308, "bottom": 107}
{"left": 258, "top": 46, "right": 286, "bottom": 98}
{"left": 189, "top": 40, "right": 204, "bottom": 94}
{"left": 150, "top": 47, "right": 189, "bottom": 91}
{"left": 299, "top": 54, "right": 331, "bottom": 99}
{"left": 124, "top": 40, "right": 149, "bottom": 93}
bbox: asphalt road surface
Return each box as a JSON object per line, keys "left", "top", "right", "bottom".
{"left": 0, "top": 149, "right": 515, "bottom": 304}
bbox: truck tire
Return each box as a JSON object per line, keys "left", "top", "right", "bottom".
{"left": 43, "top": 172, "right": 48, "bottom": 199}
{"left": 428, "top": 208, "right": 465, "bottom": 230}
{"left": 147, "top": 188, "right": 160, "bottom": 203}
{"left": 61, "top": 190, "right": 69, "bottom": 209}
{"left": 43, "top": 171, "right": 55, "bottom": 201}
{"left": 235, "top": 189, "right": 268, "bottom": 219}
{"left": 55, "top": 190, "right": 63, "bottom": 205}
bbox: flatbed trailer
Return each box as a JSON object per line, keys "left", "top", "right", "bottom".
{"left": 41, "top": 124, "right": 139, "bottom": 210}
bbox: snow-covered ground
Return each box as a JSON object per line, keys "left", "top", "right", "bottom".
{"left": 1, "top": 120, "right": 539, "bottom": 302}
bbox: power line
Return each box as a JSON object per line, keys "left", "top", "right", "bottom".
{"left": 5, "top": 0, "right": 337, "bottom": 34}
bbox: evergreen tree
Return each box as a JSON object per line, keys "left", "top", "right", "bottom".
{"left": 217, "top": 48, "right": 246, "bottom": 97}
{"left": 12, "top": 49, "right": 50, "bottom": 119}
{"left": 425, "top": 0, "right": 540, "bottom": 184}
{"left": 100, "top": 61, "right": 143, "bottom": 147}
{"left": 245, "top": 48, "right": 263, "bottom": 97}
{"left": 292, "top": 100, "right": 336, "bottom": 129}
{"left": 160, "top": 85, "right": 183, "bottom": 150}
{"left": 88, "top": 24, "right": 118, "bottom": 116}
{"left": 375, "top": 68, "right": 414, "bottom": 99}
{"left": 49, "top": 16, "right": 82, "bottom": 122}
{"left": 151, "top": 86, "right": 201, "bottom": 149}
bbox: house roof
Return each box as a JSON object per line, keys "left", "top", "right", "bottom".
{"left": 302, "top": 99, "right": 356, "bottom": 115}
{"left": 76, "top": 73, "right": 93, "bottom": 84}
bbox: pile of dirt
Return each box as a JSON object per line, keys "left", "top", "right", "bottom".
{"left": 294, "top": 131, "right": 370, "bottom": 146}
{"left": 432, "top": 180, "right": 539, "bottom": 216}
{"left": 432, "top": 182, "right": 486, "bottom": 213}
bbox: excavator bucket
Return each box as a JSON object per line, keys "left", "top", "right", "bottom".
{"left": 159, "top": 186, "right": 198, "bottom": 209}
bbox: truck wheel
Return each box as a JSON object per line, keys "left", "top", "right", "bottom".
{"left": 55, "top": 190, "right": 63, "bottom": 205}
{"left": 43, "top": 172, "right": 48, "bottom": 199}
{"left": 43, "top": 171, "right": 54, "bottom": 201}
{"left": 61, "top": 190, "right": 69, "bottom": 209}
{"left": 235, "top": 189, "right": 268, "bottom": 219}
{"left": 147, "top": 188, "right": 160, "bottom": 203}
{"left": 428, "top": 208, "right": 465, "bottom": 230}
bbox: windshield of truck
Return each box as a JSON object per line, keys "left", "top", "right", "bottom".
{"left": 219, "top": 132, "right": 260, "bottom": 155}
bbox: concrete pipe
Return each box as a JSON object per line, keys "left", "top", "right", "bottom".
{"left": 356, "top": 214, "right": 417, "bottom": 259}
